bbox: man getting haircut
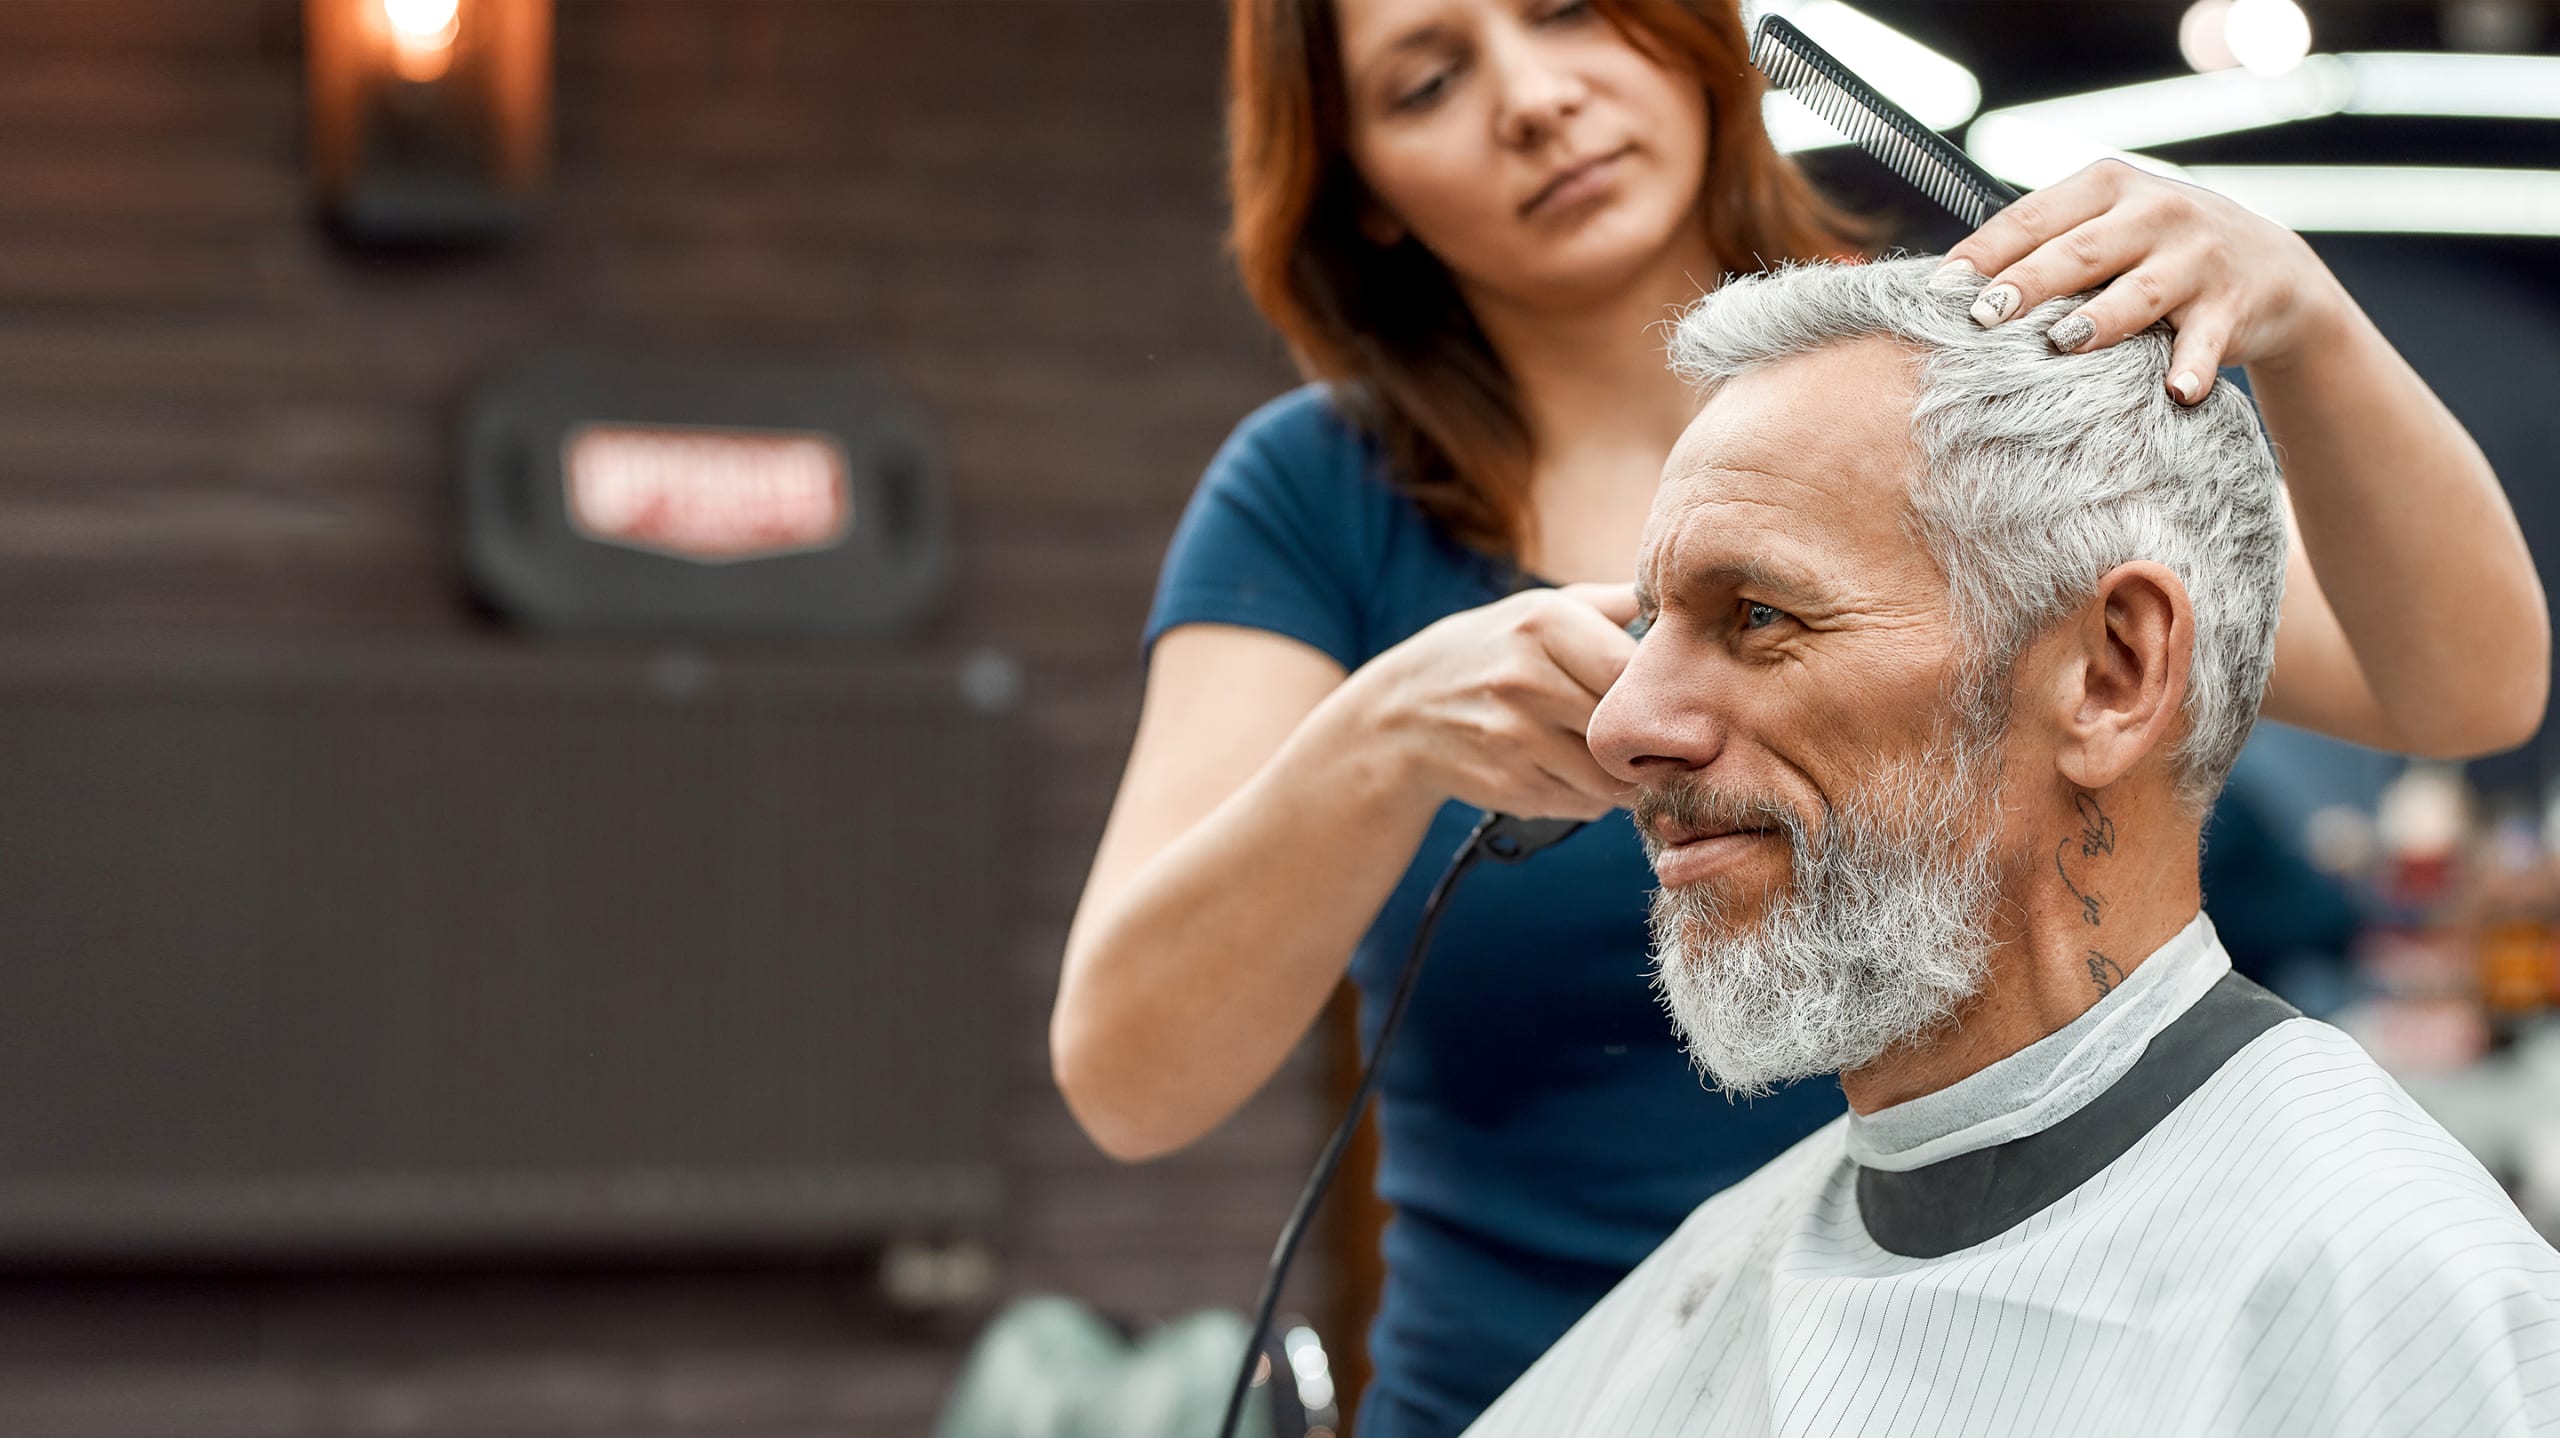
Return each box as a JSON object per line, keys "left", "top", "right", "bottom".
{"left": 1461, "top": 257, "right": 2560, "bottom": 1438}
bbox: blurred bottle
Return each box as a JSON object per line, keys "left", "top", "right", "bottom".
{"left": 2471, "top": 812, "right": 2557, "bottom": 1022}
{"left": 2376, "top": 762, "right": 2472, "bottom": 916}
{"left": 2345, "top": 764, "right": 2493, "bottom": 1072}
{"left": 2303, "top": 803, "right": 2381, "bottom": 888}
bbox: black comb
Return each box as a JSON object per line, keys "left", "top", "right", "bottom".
{"left": 1751, "top": 13, "right": 2018, "bottom": 230}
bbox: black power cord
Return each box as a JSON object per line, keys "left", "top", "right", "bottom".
{"left": 1215, "top": 810, "right": 1586, "bottom": 1438}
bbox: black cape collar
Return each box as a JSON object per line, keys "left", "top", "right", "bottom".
{"left": 1857, "top": 972, "right": 2301, "bottom": 1260}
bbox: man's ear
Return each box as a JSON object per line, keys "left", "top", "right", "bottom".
{"left": 2050, "top": 561, "right": 2194, "bottom": 792}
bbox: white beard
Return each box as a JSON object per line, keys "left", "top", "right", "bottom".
{"left": 1644, "top": 739, "right": 2004, "bottom": 1098}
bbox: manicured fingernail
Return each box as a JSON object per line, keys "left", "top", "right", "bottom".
{"left": 2170, "top": 370, "right": 2203, "bottom": 403}
{"left": 2047, "top": 312, "right": 2096, "bottom": 353}
{"left": 1970, "top": 283, "right": 2021, "bottom": 326}
{"left": 1929, "top": 258, "right": 1980, "bottom": 290}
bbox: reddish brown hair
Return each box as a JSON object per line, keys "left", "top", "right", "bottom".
{"left": 1226, "top": 0, "right": 1865, "bottom": 560}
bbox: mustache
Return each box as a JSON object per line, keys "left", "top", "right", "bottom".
{"left": 1629, "top": 776, "right": 1814, "bottom": 860}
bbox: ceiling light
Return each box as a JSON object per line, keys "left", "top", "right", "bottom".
{"left": 1968, "top": 53, "right": 2560, "bottom": 185}
{"left": 383, "top": 0, "right": 459, "bottom": 44}
{"left": 2225, "top": 0, "right": 2314, "bottom": 76}
{"left": 2180, "top": 165, "right": 2560, "bottom": 235}
{"left": 2180, "top": 0, "right": 2240, "bottom": 72}
{"left": 1965, "top": 53, "right": 2560, "bottom": 237}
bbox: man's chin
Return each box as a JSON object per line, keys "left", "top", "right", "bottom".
{"left": 1658, "top": 880, "right": 1782, "bottom": 942}
{"left": 1650, "top": 912, "right": 1995, "bottom": 1099}
{"left": 1673, "top": 991, "right": 1919, "bottom": 1097}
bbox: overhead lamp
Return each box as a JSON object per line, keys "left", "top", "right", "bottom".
{"left": 2181, "top": 0, "right": 2314, "bottom": 76}
{"left": 1965, "top": 52, "right": 2560, "bottom": 237}
{"left": 1749, "top": 0, "right": 1982, "bottom": 153}
{"left": 2176, "top": 165, "right": 2560, "bottom": 236}
{"left": 2180, "top": 0, "right": 2242, "bottom": 72}
{"left": 305, "top": 0, "right": 554, "bottom": 246}
{"left": 1969, "top": 52, "right": 2560, "bottom": 178}
{"left": 382, "top": 0, "right": 462, "bottom": 82}
{"left": 1969, "top": 52, "right": 2560, "bottom": 177}
{"left": 2225, "top": 0, "right": 2314, "bottom": 76}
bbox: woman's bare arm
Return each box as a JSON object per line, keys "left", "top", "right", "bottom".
{"left": 1051, "top": 624, "right": 1437, "bottom": 1161}
{"left": 2251, "top": 297, "right": 2548, "bottom": 755}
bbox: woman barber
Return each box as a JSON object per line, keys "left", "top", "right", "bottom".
{"left": 1052, "top": 2, "right": 2551, "bottom": 1435}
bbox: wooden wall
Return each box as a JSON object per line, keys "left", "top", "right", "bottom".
{"left": 0, "top": 2, "right": 1341, "bottom": 1431}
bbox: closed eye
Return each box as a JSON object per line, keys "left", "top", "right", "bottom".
{"left": 1393, "top": 69, "right": 1455, "bottom": 111}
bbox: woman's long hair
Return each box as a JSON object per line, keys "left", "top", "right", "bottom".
{"left": 1227, "top": 0, "right": 1864, "bottom": 560}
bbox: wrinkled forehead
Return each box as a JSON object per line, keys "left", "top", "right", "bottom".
{"left": 1642, "top": 339, "right": 1939, "bottom": 606}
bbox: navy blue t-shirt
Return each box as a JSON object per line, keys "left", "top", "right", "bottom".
{"left": 1143, "top": 386, "right": 1847, "bottom": 1438}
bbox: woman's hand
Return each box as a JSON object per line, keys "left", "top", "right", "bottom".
{"left": 1340, "top": 581, "right": 1643, "bottom": 822}
{"left": 1053, "top": 582, "right": 1642, "bottom": 1158}
{"left": 1937, "top": 159, "right": 2547, "bottom": 758}
{"left": 1934, "top": 159, "right": 2351, "bottom": 405}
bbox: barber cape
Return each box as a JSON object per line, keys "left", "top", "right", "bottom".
{"left": 1463, "top": 915, "right": 2560, "bottom": 1437}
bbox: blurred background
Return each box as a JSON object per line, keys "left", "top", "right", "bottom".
{"left": 0, "top": 1, "right": 2552, "bottom": 1434}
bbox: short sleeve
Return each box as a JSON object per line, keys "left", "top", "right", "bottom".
{"left": 1143, "top": 386, "right": 1386, "bottom": 673}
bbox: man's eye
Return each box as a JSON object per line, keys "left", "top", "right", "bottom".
{"left": 1540, "top": 0, "right": 1596, "bottom": 22}
{"left": 1743, "top": 602, "right": 1785, "bottom": 631}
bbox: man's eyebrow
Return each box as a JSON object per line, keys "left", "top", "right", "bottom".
{"left": 1682, "top": 557, "right": 1829, "bottom": 606}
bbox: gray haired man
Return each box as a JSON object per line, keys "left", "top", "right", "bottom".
{"left": 1461, "top": 257, "right": 2560, "bottom": 1437}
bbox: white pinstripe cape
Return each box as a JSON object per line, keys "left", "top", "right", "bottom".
{"left": 1463, "top": 920, "right": 2560, "bottom": 1438}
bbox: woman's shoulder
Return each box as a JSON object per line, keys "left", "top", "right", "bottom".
{"left": 1207, "top": 382, "right": 1389, "bottom": 508}
{"left": 1231, "top": 380, "right": 1363, "bottom": 445}
{"left": 1153, "top": 383, "right": 1488, "bottom": 667}
{"left": 1182, "top": 382, "right": 1423, "bottom": 574}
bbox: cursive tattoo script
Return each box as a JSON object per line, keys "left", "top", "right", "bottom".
{"left": 2071, "top": 793, "right": 2116, "bottom": 858}
{"left": 2086, "top": 950, "right": 2125, "bottom": 996}
{"left": 2055, "top": 792, "right": 2113, "bottom": 926}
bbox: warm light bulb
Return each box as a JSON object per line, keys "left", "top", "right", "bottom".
{"left": 381, "top": 0, "right": 459, "bottom": 82}
{"left": 2226, "top": 0, "right": 2313, "bottom": 76}
{"left": 383, "top": 0, "right": 460, "bottom": 44}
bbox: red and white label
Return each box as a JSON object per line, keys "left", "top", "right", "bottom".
{"left": 563, "top": 423, "right": 853, "bottom": 564}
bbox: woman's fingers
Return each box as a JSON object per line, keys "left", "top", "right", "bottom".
{"left": 1975, "top": 233, "right": 2229, "bottom": 402}
{"left": 1937, "top": 160, "right": 2128, "bottom": 290}
{"left": 2159, "top": 312, "right": 2230, "bottom": 405}
{"left": 1537, "top": 589, "right": 1644, "bottom": 699}
{"left": 1946, "top": 196, "right": 2195, "bottom": 342}
{"left": 1952, "top": 222, "right": 2154, "bottom": 333}
{"left": 1936, "top": 159, "right": 2234, "bottom": 403}
{"left": 1556, "top": 580, "right": 1640, "bottom": 627}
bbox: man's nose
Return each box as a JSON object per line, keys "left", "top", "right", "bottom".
{"left": 1588, "top": 639, "right": 1730, "bottom": 785}
{"left": 1489, "top": 31, "right": 1587, "bottom": 150}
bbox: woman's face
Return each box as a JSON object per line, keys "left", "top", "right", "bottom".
{"left": 1334, "top": 0, "right": 1714, "bottom": 311}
